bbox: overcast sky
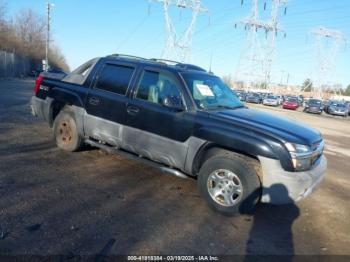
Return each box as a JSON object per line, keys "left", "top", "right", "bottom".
{"left": 7, "top": 0, "right": 350, "bottom": 86}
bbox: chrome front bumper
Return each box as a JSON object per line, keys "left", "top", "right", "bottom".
{"left": 258, "top": 155, "right": 327, "bottom": 204}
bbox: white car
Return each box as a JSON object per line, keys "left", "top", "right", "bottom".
{"left": 263, "top": 95, "right": 279, "bottom": 106}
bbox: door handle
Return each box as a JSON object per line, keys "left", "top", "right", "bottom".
{"left": 127, "top": 105, "right": 140, "bottom": 115}
{"left": 88, "top": 96, "right": 100, "bottom": 106}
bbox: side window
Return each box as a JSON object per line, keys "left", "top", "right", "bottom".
{"left": 135, "top": 70, "right": 182, "bottom": 106}
{"left": 95, "top": 64, "right": 134, "bottom": 95}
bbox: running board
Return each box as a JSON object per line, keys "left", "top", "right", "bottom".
{"left": 85, "top": 139, "right": 190, "bottom": 179}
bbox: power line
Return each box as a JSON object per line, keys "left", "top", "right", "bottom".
{"left": 117, "top": 14, "right": 150, "bottom": 50}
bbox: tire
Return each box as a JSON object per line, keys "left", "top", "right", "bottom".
{"left": 53, "top": 109, "right": 83, "bottom": 152}
{"left": 197, "top": 152, "right": 261, "bottom": 216}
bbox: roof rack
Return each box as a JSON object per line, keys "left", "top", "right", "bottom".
{"left": 150, "top": 59, "right": 207, "bottom": 72}
{"left": 149, "top": 58, "right": 180, "bottom": 65}
{"left": 107, "top": 54, "right": 147, "bottom": 60}
{"left": 175, "top": 63, "right": 207, "bottom": 72}
{"left": 108, "top": 55, "right": 207, "bottom": 72}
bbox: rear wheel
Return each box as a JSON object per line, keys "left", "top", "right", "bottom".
{"left": 53, "top": 110, "right": 83, "bottom": 152}
{"left": 197, "top": 152, "right": 261, "bottom": 216}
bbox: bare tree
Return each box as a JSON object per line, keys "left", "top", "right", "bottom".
{"left": 49, "top": 43, "right": 70, "bottom": 72}
{"left": 14, "top": 8, "right": 46, "bottom": 59}
{"left": 0, "top": 1, "right": 8, "bottom": 49}
{"left": 0, "top": 4, "right": 69, "bottom": 71}
{"left": 0, "top": 1, "right": 6, "bottom": 22}
{"left": 222, "top": 75, "right": 234, "bottom": 88}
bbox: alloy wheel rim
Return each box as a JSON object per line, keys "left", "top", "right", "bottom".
{"left": 207, "top": 169, "right": 243, "bottom": 207}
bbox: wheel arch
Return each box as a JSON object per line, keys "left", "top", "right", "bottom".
{"left": 48, "top": 88, "right": 85, "bottom": 128}
{"left": 192, "top": 143, "right": 263, "bottom": 181}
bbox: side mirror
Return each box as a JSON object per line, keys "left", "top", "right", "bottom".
{"left": 161, "top": 96, "right": 184, "bottom": 111}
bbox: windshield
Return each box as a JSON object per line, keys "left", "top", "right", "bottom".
{"left": 267, "top": 95, "right": 276, "bottom": 99}
{"left": 182, "top": 73, "right": 244, "bottom": 110}
{"left": 309, "top": 99, "right": 321, "bottom": 105}
{"left": 332, "top": 103, "right": 346, "bottom": 108}
{"left": 286, "top": 98, "right": 297, "bottom": 103}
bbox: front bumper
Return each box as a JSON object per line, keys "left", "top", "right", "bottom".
{"left": 247, "top": 99, "right": 260, "bottom": 103}
{"left": 305, "top": 107, "right": 322, "bottom": 113}
{"left": 258, "top": 155, "right": 327, "bottom": 204}
{"left": 329, "top": 111, "right": 346, "bottom": 116}
{"left": 264, "top": 101, "right": 278, "bottom": 106}
{"left": 283, "top": 106, "right": 297, "bottom": 110}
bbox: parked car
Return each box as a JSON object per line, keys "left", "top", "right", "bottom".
{"left": 235, "top": 90, "right": 247, "bottom": 101}
{"left": 328, "top": 103, "right": 348, "bottom": 117}
{"left": 283, "top": 98, "right": 299, "bottom": 110}
{"left": 245, "top": 92, "right": 262, "bottom": 104}
{"left": 275, "top": 95, "right": 283, "bottom": 105}
{"left": 303, "top": 99, "right": 323, "bottom": 114}
{"left": 344, "top": 101, "right": 350, "bottom": 116}
{"left": 263, "top": 95, "right": 279, "bottom": 106}
{"left": 30, "top": 54, "right": 327, "bottom": 215}
{"left": 324, "top": 100, "right": 337, "bottom": 114}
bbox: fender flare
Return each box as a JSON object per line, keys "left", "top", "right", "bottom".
{"left": 49, "top": 87, "right": 85, "bottom": 107}
{"left": 191, "top": 126, "right": 293, "bottom": 174}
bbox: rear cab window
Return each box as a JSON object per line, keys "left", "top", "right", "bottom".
{"left": 62, "top": 58, "right": 99, "bottom": 86}
{"left": 95, "top": 64, "right": 135, "bottom": 95}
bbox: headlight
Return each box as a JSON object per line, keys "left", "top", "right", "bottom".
{"left": 285, "top": 143, "right": 313, "bottom": 171}
{"left": 285, "top": 143, "right": 311, "bottom": 153}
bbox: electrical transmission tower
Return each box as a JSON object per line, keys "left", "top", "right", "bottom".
{"left": 234, "top": 0, "right": 287, "bottom": 89}
{"left": 149, "top": 0, "right": 208, "bottom": 62}
{"left": 311, "top": 26, "right": 346, "bottom": 96}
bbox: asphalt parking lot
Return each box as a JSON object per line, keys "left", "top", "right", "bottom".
{"left": 0, "top": 79, "right": 350, "bottom": 256}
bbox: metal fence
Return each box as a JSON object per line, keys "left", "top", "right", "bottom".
{"left": 0, "top": 50, "right": 39, "bottom": 78}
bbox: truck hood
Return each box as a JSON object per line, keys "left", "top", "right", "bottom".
{"left": 207, "top": 108, "right": 321, "bottom": 146}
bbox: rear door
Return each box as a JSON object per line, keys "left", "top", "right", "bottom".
{"left": 84, "top": 62, "right": 136, "bottom": 146}
{"left": 123, "top": 68, "right": 195, "bottom": 170}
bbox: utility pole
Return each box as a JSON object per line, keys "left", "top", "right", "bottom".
{"left": 311, "top": 26, "right": 346, "bottom": 98}
{"left": 234, "top": 0, "right": 287, "bottom": 90}
{"left": 45, "top": 1, "right": 54, "bottom": 71}
{"left": 149, "top": 0, "right": 208, "bottom": 62}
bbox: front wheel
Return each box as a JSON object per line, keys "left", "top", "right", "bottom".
{"left": 197, "top": 152, "right": 261, "bottom": 216}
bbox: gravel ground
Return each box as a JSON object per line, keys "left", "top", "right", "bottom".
{"left": 0, "top": 79, "right": 349, "bottom": 256}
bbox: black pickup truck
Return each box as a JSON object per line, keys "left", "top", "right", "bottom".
{"left": 31, "top": 54, "right": 327, "bottom": 215}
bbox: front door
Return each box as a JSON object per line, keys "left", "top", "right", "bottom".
{"left": 123, "top": 68, "right": 195, "bottom": 170}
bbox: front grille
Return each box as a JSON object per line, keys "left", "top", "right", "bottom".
{"left": 311, "top": 141, "right": 322, "bottom": 151}
{"left": 311, "top": 140, "right": 324, "bottom": 166}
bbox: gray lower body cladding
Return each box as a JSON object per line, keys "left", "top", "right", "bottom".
{"left": 84, "top": 113, "right": 206, "bottom": 173}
